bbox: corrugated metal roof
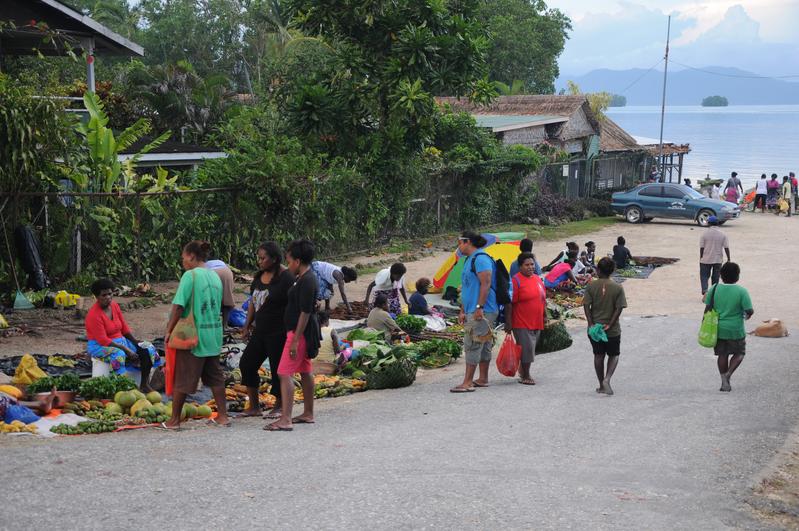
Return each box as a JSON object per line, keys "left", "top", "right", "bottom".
{"left": 473, "top": 114, "right": 567, "bottom": 132}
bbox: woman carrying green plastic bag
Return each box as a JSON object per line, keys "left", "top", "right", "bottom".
{"left": 700, "top": 263, "right": 754, "bottom": 392}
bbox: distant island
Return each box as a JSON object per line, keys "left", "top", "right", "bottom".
{"left": 609, "top": 94, "right": 626, "bottom": 107}
{"left": 702, "top": 95, "right": 729, "bottom": 107}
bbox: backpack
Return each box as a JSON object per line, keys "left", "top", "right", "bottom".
{"left": 470, "top": 251, "right": 511, "bottom": 306}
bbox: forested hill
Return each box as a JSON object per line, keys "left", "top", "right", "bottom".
{"left": 558, "top": 67, "right": 799, "bottom": 105}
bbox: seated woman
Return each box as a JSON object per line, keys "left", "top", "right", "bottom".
{"left": 85, "top": 279, "right": 162, "bottom": 391}
{"left": 409, "top": 278, "right": 433, "bottom": 316}
{"left": 316, "top": 311, "right": 341, "bottom": 363}
{"left": 543, "top": 258, "right": 578, "bottom": 290}
{"left": 366, "top": 294, "right": 406, "bottom": 342}
{"left": 543, "top": 242, "right": 579, "bottom": 272}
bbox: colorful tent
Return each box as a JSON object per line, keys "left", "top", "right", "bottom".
{"left": 433, "top": 232, "right": 524, "bottom": 290}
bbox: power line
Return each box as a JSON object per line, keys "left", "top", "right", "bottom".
{"left": 670, "top": 60, "right": 799, "bottom": 80}
{"left": 616, "top": 58, "right": 664, "bottom": 95}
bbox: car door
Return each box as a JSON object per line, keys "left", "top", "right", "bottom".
{"left": 661, "top": 185, "right": 690, "bottom": 218}
{"left": 636, "top": 185, "right": 667, "bottom": 217}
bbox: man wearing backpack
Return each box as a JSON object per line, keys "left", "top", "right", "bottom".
{"left": 451, "top": 232, "right": 500, "bottom": 393}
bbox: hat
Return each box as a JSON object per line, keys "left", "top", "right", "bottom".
{"left": 708, "top": 215, "right": 719, "bottom": 224}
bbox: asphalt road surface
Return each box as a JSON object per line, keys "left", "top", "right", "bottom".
{"left": 4, "top": 315, "right": 798, "bottom": 530}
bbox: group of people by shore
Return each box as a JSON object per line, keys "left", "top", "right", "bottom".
{"left": 715, "top": 171, "right": 797, "bottom": 216}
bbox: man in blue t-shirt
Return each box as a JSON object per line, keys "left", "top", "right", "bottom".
{"left": 451, "top": 232, "right": 498, "bottom": 393}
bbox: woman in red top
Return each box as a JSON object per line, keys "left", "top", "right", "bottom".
{"left": 85, "top": 279, "right": 162, "bottom": 390}
{"left": 505, "top": 253, "right": 547, "bottom": 385}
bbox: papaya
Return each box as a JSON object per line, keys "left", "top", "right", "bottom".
{"left": 130, "top": 398, "right": 153, "bottom": 417}
{"left": 145, "top": 391, "right": 162, "bottom": 404}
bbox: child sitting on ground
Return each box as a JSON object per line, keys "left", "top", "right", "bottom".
{"left": 612, "top": 236, "right": 632, "bottom": 269}
{"left": 316, "top": 311, "right": 340, "bottom": 362}
{"left": 584, "top": 241, "right": 597, "bottom": 268}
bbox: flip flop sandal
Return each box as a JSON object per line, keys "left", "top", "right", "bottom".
{"left": 207, "top": 419, "right": 232, "bottom": 427}
{"left": 291, "top": 417, "right": 315, "bottom": 424}
{"left": 450, "top": 387, "right": 476, "bottom": 393}
{"left": 263, "top": 423, "right": 293, "bottom": 431}
{"left": 263, "top": 412, "right": 282, "bottom": 419}
{"left": 471, "top": 381, "right": 490, "bottom": 388}
{"left": 234, "top": 411, "right": 262, "bottom": 418}
{"left": 157, "top": 422, "right": 180, "bottom": 431}
{"left": 518, "top": 379, "right": 536, "bottom": 385}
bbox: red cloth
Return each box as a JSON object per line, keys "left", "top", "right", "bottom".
{"left": 511, "top": 273, "right": 546, "bottom": 330}
{"left": 165, "top": 346, "right": 176, "bottom": 396}
{"left": 545, "top": 262, "right": 572, "bottom": 284}
{"left": 84, "top": 301, "right": 131, "bottom": 346}
{"left": 277, "top": 332, "right": 312, "bottom": 375}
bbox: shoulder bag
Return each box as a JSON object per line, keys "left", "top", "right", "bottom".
{"left": 168, "top": 269, "right": 199, "bottom": 350}
{"left": 697, "top": 284, "right": 719, "bottom": 348}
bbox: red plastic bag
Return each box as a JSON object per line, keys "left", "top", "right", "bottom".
{"left": 164, "top": 346, "right": 177, "bottom": 397}
{"left": 496, "top": 334, "right": 521, "bottom": 377}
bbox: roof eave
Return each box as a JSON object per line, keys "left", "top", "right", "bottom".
{"left": 39, "top": 0, "right": 144, "bottom": 56}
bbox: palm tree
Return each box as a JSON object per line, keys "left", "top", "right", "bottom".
{"left": 493, "top": 80, "right": 527, "bottom": 96}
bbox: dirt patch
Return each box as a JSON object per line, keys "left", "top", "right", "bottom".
{"left": 747, "top": 432, "right": 799, "bottom": 529}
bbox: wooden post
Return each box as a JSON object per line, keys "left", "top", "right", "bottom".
{"left": 134, "top": 193, "right": 141, "bottom": 279}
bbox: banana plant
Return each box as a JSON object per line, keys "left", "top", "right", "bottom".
{"left": 73, "top": 92, "right": 171, "bottom": 192}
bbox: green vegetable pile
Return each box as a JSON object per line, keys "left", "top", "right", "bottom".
{"left": 50, "top": 420, "right": 116, "bottom": 435}
{"left": 536, "top": 322, "right": 573, "bottom": 354}
{"left": 78, "top": 375, "right": 137, "bottom": 400}
{"left": 27, "top": 372, "right": 82, "bottom": 394}
{"left": 417, "top": 339, "right": 461, "bottom": 368}
{"left": 347, "top": 329, "right": 386, "bottom": 343}
{"left": 395, "top": 314, "right": 426, "bottom": 334}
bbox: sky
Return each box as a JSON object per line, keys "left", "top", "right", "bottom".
{"left": 555, "top": 0, "right": 799, "bottom": 76}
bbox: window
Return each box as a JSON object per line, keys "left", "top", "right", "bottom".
{"left": 638, "top": 186, "right": 662, "bottom": 197}
{"left": 662, "top": 186, "right": 686, "bottom": 199}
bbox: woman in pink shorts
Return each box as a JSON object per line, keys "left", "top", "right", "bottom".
{"left": 267, "top": 239, "right": 320, "bottom": 431}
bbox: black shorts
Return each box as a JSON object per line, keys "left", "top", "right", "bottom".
{"left": 714, "top": 338, "right": 745, "bottom": 357}
{"left": 589, "top": 334, "right": 621, "bottom": 356}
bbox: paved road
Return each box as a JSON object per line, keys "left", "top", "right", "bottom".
{"left": 4, "top": 315, "right": 798, "bottom": 530}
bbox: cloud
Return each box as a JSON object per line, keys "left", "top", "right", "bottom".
{"left": 559, "top": 3, "right": 799, "bottom": 77}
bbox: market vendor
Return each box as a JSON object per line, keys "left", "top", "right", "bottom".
{"left": 366, "top": 294, "right": 406, "bottom": 342}
{"left": 543, "top": 258, "right": 578, "bottom": 290}
{"left": 364, "top": 262, "right": 409, "bottom": 315}
{"left": 311, "top": 261, "right": 357, "bottom": 313}
{"left": 1, "top": 388, "right": 57, "bottom": 420}
{"left": 85, "top": 279, "right": 162, "bottom": 391}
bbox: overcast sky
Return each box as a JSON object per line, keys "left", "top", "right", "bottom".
{"left": 555, "top": 0, "right": 799, "bottom": 76}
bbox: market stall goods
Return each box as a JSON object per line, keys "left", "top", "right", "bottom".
{"left": 0, "top": 420, "right": 37, "bottom": 434}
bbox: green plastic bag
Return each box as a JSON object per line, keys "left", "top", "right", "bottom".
{"left": 698, "top": 286, "right": 719, "bottom": 348}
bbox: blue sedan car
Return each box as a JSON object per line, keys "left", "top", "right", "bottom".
{"left": 612, "top": 183, "right": 741, "bottom": 226}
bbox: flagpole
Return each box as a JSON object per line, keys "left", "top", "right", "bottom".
{"left": 658, "top": 15, "right": 671, "bottom": 181}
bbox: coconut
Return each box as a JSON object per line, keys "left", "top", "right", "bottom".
{"left": 114, "top": 390, "right": 137, "bottom": 409}
{"left": 145, "top": 391, "right": 162, "bottom": 404}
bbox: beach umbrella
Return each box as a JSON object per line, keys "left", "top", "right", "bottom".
{"left": 433, "top": 233, "right": 524, "bottom": 290}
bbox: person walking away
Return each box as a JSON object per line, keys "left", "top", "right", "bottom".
{"left": 754, "top": 174, "right": 768, "bottom": 212}
{"left": 612, "top": 236, "right": 632, "bottom": 269}
{"left": 504, "top": 253, "right": 546, "bottom": 385}
{"left": 311, "top": 261, "right": 357, "bottom": 314}
{"left": 163, "top": 240, "right": 228, "bottom": 430}
{"left": 725, "top": 171, "right": 744, "bottom": 198}
{"left": 780, "top": 176, "right": 793, "bottom": 217}
{"left": 705, "top": 262, "right": 753, "bottom": 392}
{"left": 699, "top": 216, "right": 730, "bottom": 296}
{"left": 238, "top": 242, "right": 294, "bottom": 419}
{"left": 583, "top": 258, "right": 627, "bottom": 395}
{"left": 364, "top": 263, "right": 409, "bottom": 315}
{"left": 451, "top": 232, "right": 498, "bottom": 393}
{"left": 724, "top": 182, "right": 739, "bottom": 204}
{"left": 791, "top": 172, "right": 798, "bottom": 213}
{"left": 266, "top": 239, "right": 319, "bottom": 431}
{"left": 509, "top": 238, "right": 541, "bottom": 277}
{"left": 205, "top": 257, "right": 236, "bottom": 327}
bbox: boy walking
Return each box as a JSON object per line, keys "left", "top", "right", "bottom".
{"left": 583, "top": 258, "right": 627, "bottom": 395}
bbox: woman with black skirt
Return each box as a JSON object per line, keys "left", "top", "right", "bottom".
{"left": 239, "top": 242, "right": 295, "bottom": 418}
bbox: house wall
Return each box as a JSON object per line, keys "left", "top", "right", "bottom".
{"left": 561, "top": 108, "right": 597, "bottom": 141}
{"left": 500, "top": 125, "right": 548, "bottom": 147}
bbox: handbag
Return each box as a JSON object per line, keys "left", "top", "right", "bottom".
{"left": 168, "top": 270, "right": 199, "bottom": 350}
{"left": 698, "top": 285, "right": 719, "bottom": 348}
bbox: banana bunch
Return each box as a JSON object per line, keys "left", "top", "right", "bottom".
{"left": 0, "top": 420, "right": 37, "bottom": 434}
{"left": 62, "top": 401, "right": 93, "bottom": 415}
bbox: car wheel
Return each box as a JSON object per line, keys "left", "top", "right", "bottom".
{"left": 625, "top": 206, "right": 643, "bottom": 223}
{"left": 696, "top": 209, "right": 714, "bottom": 226}
{"left": 643, "top": 217, "right": 653, "bottom": 223}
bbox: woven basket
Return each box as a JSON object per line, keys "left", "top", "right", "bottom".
{"left": 366, "top": 358, "right": 418, "bottom": 390}
{"left": 312, "top": 361, "right": 338, "bottom": 376}
{"left": 535, "top": 321, "right": 573, "bottom": 354}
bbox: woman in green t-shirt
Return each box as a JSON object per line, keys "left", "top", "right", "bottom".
{"left": 163, "top": 240, "right": 229, "bottom": 429}
{"left": 704, "top": 262, "right": 754, "bottom": 392}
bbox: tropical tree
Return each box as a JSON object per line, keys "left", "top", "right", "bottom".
{"left": 567, "top": 81, "right": 611, "bottom": 121}
{"left": 478, "top": 0, "right": 571, "bottom": 93}
{"left": 494, "top": 80, "right": 527, "bottom": 95}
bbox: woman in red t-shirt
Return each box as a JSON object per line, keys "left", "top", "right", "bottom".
{"left": 85, "top": 278, "right": 162, "bottom": 390}
{"left": 505, "top": 253, "right": 547, "bottom": 385}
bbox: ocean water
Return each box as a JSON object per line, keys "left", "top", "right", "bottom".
{"left": 607, "top": 105, "right": 799, "bottom": 189}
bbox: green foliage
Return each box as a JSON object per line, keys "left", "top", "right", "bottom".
{"left": 702, "top": 95, "right": 728, "bottom": 107}
{"left": 478, "top": 0, "right": 571, "bottom": 93}
{"left": 395, "top": 314, "right": 426, "bottom": 334}
{"left": 0, "top": 76, "right": 76, "bottom": 193}
{"left": 567, "top": 81, "right": 610, "bottom": 120}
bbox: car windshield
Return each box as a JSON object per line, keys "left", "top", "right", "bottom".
{"left": 684, "top": 187, "right": 704, "bottom": 199}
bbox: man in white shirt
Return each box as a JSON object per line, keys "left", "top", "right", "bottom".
{"left": 699, "top": 216, "right": 730, "bottom": 296}
{"left": 754, "top": 173, "right": 768, "bottom": 213}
